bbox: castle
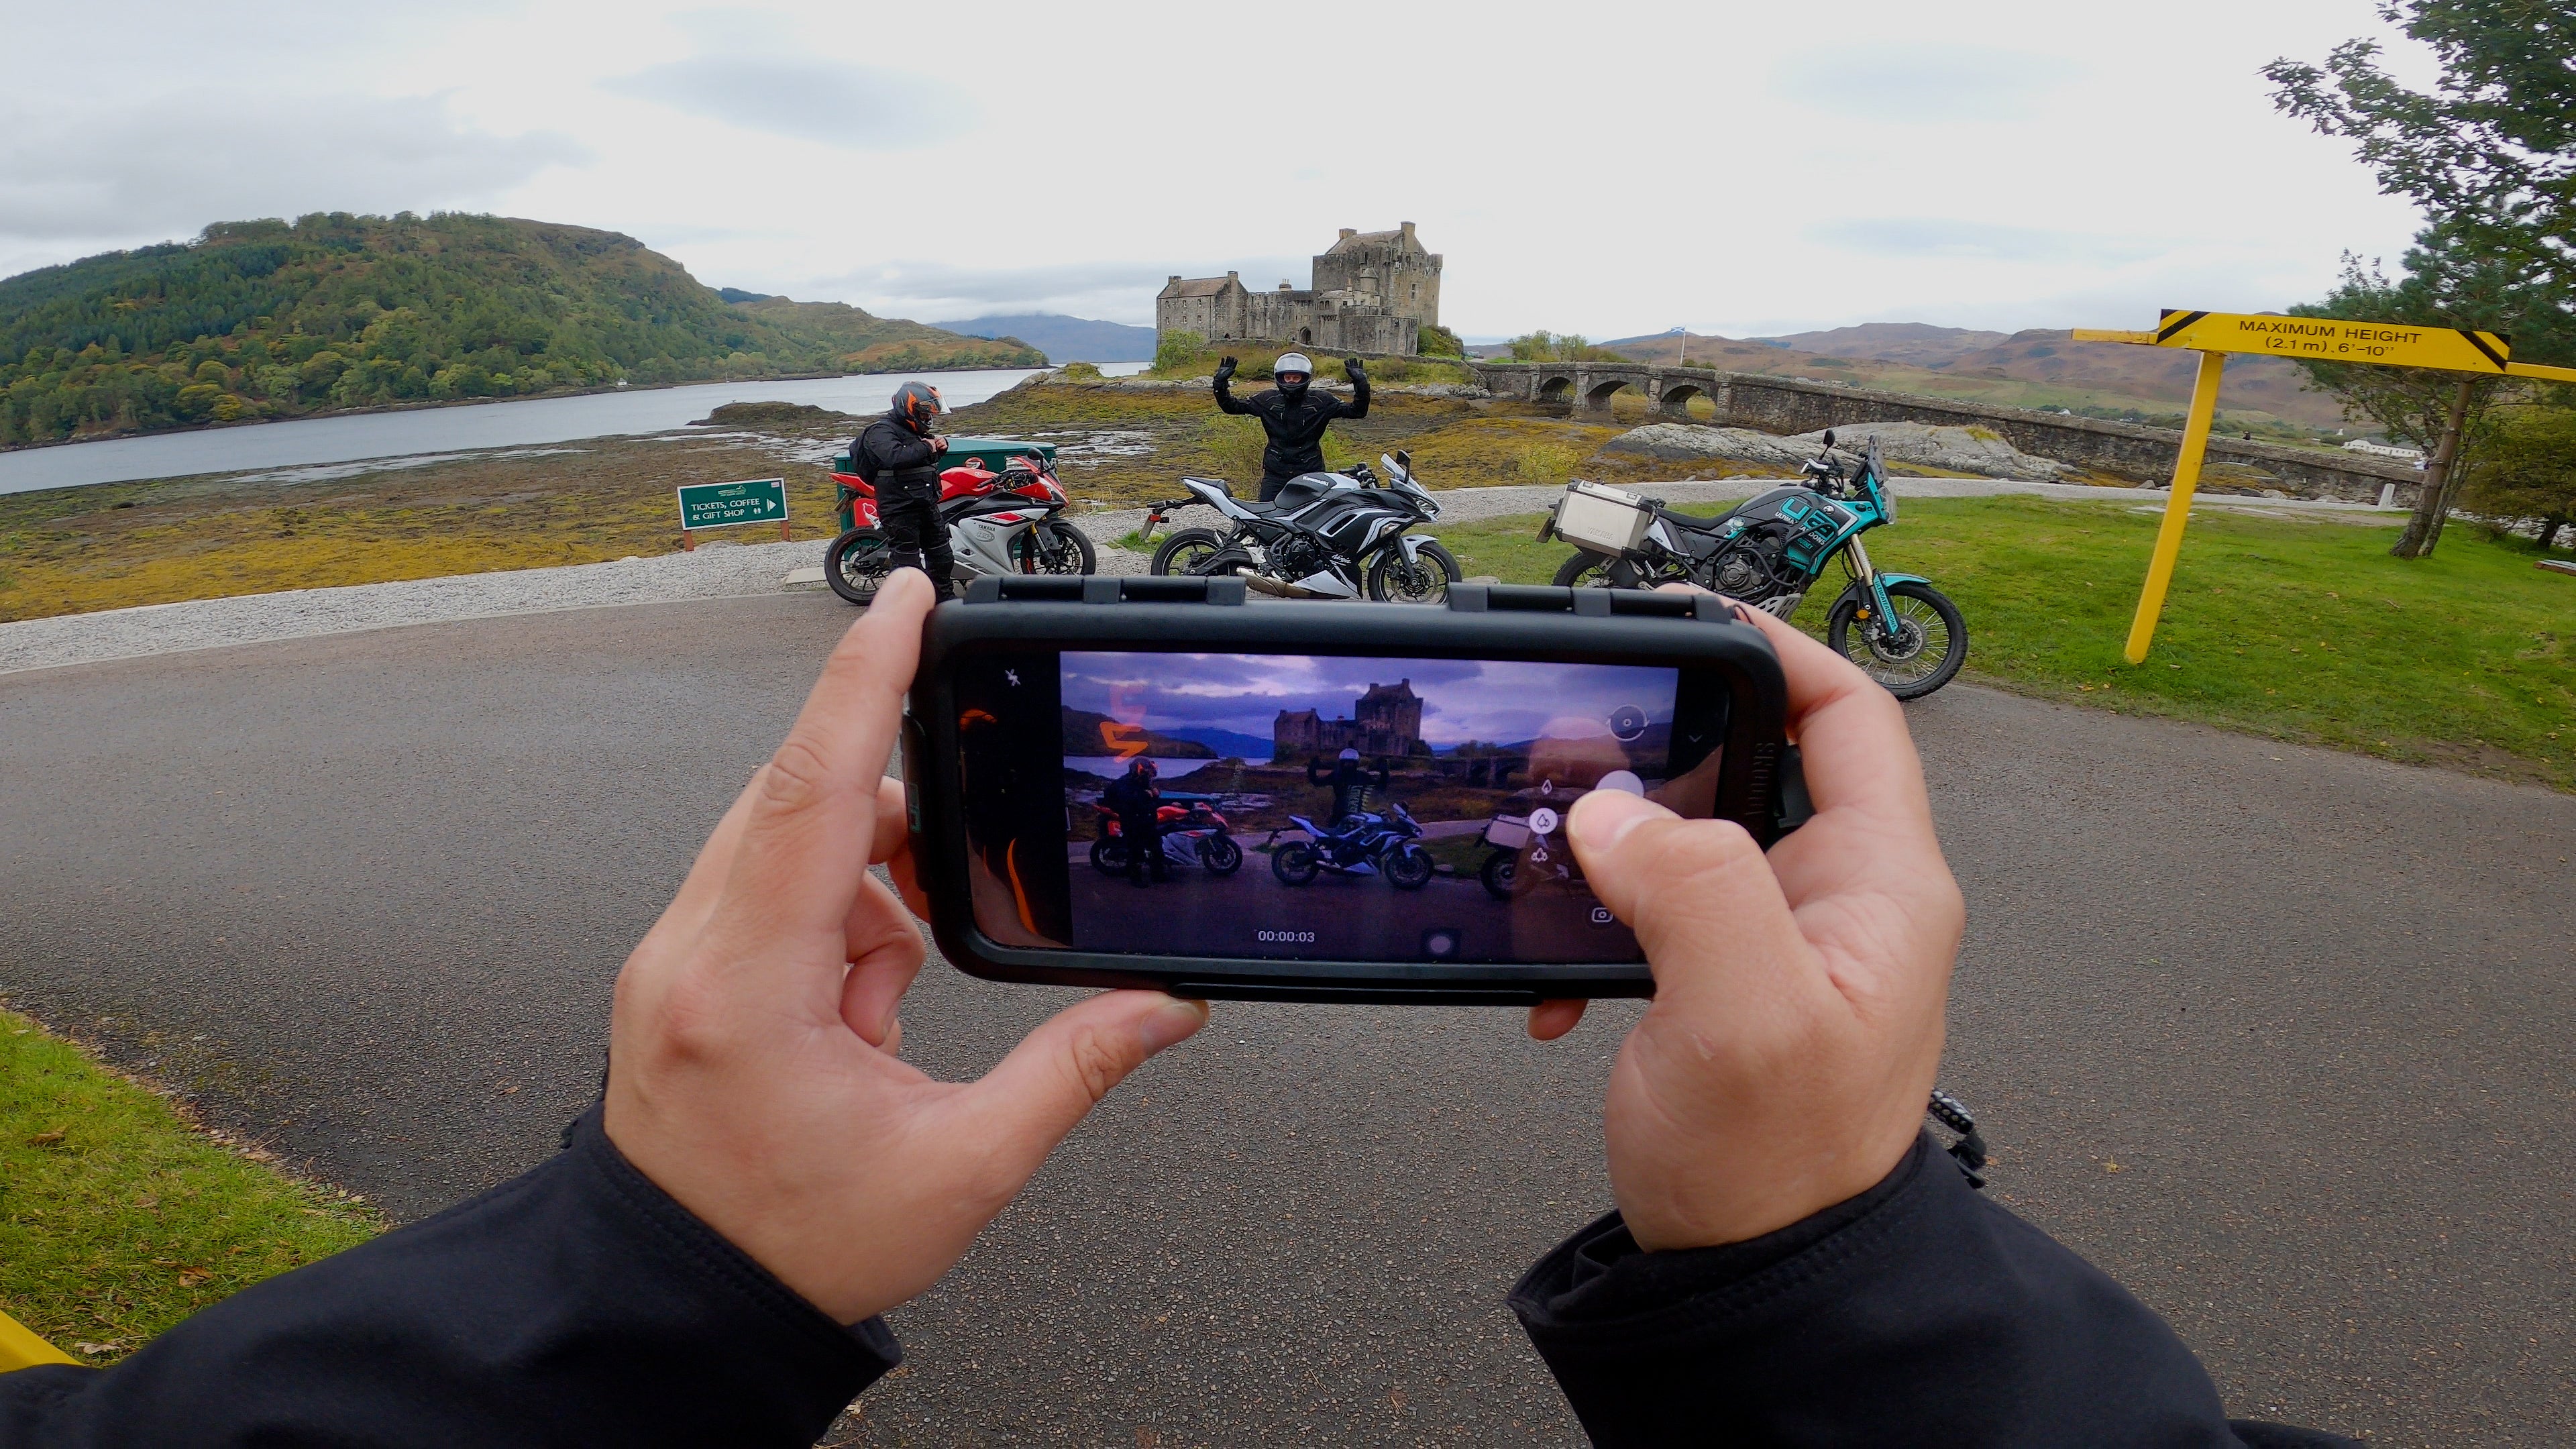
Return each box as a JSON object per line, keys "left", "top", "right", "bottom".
{"left": 1274, "top": 680, "right": 1425, "bottom": 760}
{"left": 1157, "top": 224, "right": 1443, "bottom": 358}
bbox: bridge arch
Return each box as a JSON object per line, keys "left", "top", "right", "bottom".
{"left": 1659, "top": 380, "right": 1713, "bottom": 419}
{"left": 1535, "top": 372, "right": 1575, "bottom": 405}
{"left": 1578, "top": 374, "right": 1641, "bottom": 415}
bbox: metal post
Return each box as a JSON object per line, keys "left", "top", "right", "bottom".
{"left": 2123, "top": 349, "right": 2226, "bottom": 664}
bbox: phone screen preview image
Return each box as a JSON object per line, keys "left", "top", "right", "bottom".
{"left": 952, "top": 651, "right": 1729, "bottom": 967}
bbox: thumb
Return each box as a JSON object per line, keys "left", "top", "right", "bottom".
{"left": 1568, "top": 790, "right": 1811, "bottom": 1008}
{"left": 959, "top": 991, "right": 1209, "bottom": 1168}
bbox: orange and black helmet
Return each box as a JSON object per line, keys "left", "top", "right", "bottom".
{"left": 892, "top": 380, "right": 945, "bottom": 433}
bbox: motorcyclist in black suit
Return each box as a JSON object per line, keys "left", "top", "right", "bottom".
{"left": 1307, "top": 747, "right": 1389, "bottom": 832}
{"left": 853, "top": 381, "right": 953, "bottom": 598}
{"left": 1102, "top": 758, "right": 1167, "bottom": 888}
{"left": 1213, "top": 352, "right": 1370, "bottom": 502}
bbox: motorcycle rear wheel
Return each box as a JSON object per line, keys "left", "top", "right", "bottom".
{"left": 1089, "top": 838, "right": 1128, "bottom": 875}
{"left": 825, "top": 527, "right": 896, "bottom": 605}
{"left": 1385, "top": 844, "right": 1435, "bottom": 890}
{"left": 1271, "top": 841, "right": 1319, "bottom": 885}
{"left": 1827, "top": 581, "right": 1968, "bottom": 700}
{"left": 1012, "top": 520, "right": 1095, "bottom": 576}
{"left": 1152, "top": 528, "right": 1242, "bottom": 578}
{"left": 1480, "top": 850, "right": 1517, "bottom": 900}
{"left": 1366, "top": 541, "right": 1462, "bottom": 604}
{"left": 1552, "top": 551, "right": 1645, "bottom": 590}
{"left": 1199, "top": 835, "right": 1244, "bottom": 875}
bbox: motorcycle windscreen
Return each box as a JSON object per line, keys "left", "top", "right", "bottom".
{"left": 950, "top": 649, "right": 1728, "bottom": 967}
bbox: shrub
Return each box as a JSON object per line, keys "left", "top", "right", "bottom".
{"left": 1417, "top": 322, "right": 1466, "bottom": 358}
{"left": 1055, "top": 360, "right": 1104, "bottom": 380}
{"left": 1517, "top": 441, "right": 1580, "bottom": 483}
{"left": 1153, "top": 330, "right": 1205, "bottom": 374}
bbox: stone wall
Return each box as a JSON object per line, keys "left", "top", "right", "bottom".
{"left": 1466, "top": 362, "right": 2423, "bottom": 504}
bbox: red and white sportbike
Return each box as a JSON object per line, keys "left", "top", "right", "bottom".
{"left": 824, "top": 452, "right": 1096, "bottom": 604}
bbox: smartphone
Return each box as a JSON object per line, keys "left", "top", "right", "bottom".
{"left": 904, "top": 578, "right": 1796, "bottom": 1003}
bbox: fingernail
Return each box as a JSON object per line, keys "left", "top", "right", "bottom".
{"left": 1569, "top": 790, "right": 1656, "bottom": 854}
{"left": 1139, "top": 996, "right": 1210, "bottom": 1053}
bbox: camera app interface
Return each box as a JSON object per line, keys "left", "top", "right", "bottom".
{"left": 1044, "top": 652, "right": 1692, "bottom": 965}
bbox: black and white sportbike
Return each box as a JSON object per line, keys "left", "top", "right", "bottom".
{"left": 1142, "top": 451, "right": 1461, "bottom": 603}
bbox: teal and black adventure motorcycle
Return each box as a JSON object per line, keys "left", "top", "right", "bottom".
{"left": 1542, "top": 431, "right": 1968, "bottom": 698}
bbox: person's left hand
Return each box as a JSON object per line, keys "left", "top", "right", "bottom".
{"left": 930, "top": 434, "right": 951, "bottom": 454}
{"left": 1344, "top": 357, "right": 1367, "bottom": 380}
{"left": 604, "top": 571, "right": 1210, "bottom": 1325}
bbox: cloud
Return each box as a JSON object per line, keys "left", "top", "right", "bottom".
{"left": 603, "top": 57, "right": 963, "bottom": 148}
{"left": 1803, "top": 218, "right": 2167, "bottom": 265}
{"left": 1771, "top": 43, "right": 2078, "bottom": 121}
{"left": 0, "top": 93, "right": 584, "bottom": 247}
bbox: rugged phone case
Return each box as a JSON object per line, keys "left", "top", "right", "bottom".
{"left": 904, "top": 575, "right": 1799, "bottom": 1004}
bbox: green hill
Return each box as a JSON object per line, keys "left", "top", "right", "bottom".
{"left": 0, "top": 212, "right": 1042, "bottom": 447}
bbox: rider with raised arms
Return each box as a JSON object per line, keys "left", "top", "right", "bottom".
{"left": 1214, "top": 351, "right": 1369, "bottom": 502}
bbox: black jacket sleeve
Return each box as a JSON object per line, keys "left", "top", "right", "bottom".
{"left": 1336, "top": 368, "right": 1369, "bottom": 420}
{"left": 0, "top": 1106, "right": 896, "bottom": 1448}
{"left": 1212, "top": 374, "right": 1260, "bottom": 417}
{"left": 1511, "top": 1134, "right": 2357, "bottom": 1448}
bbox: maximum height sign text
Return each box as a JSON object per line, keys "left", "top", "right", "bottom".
{"left": 2153, "top": 309, "right": 2510, "bottom": 372}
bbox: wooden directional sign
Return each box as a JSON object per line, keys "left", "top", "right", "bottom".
{"left": 677, "top": 478, "right": 788, "bottom": 531}
{"left": 2151, "top": 309, "right": 2510, "bottom": 373}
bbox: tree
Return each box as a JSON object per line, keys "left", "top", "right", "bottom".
{"left": 2460, "top": 400, "right": 2576, "bottom": 549}
{"left": 2267, "top": 3, "right": 2576, "bottom": 557}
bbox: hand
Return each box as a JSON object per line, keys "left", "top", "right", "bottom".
{"left": 1343, "top": 357, "right": 1366, "bottom": 380}
{"left": 1215, "top": 357, "right": 1238, "bottom": 382}
{"left": 930, "top": 434, "right": 951, "bottom": 454}
{"left": 1527, "top": 602, "right": 1962, "bottom": 1252}
{"left": 604, "top": 571, "right": 1210, "bottom": 1324}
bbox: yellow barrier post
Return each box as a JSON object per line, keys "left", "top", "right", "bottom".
{"left": 0, "top": 1306, "right": 76, "bottom": 1372}
{"left": 2123, "top": 349, "right": 2226, "bottom": 664}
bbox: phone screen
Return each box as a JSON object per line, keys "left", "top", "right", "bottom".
{"left": 949, "top": 650, "right": 1729, "bottom": 967}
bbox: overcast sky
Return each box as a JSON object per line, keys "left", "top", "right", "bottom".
{"left": 0, "top": 0, "right": 2429, "bottom": 339}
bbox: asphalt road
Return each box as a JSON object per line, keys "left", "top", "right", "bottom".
{"left": 3, "top": 593, "right": 2571, "bottom": 1445}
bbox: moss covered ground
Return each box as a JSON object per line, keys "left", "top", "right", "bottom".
{"left": 1, "top": 1006, "right": 380, "bottom": 1363}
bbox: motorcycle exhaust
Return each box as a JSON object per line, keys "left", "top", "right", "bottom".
{"left": 1242, "top": 574, "right": 1348, "bottom": 600}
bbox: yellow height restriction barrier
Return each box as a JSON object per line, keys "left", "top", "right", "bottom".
{"left": 2071, "top": 309, "right": 2576, "bottom": 663}
{"left": 0, "top": 1305, "right": 76, "bottom": 1372}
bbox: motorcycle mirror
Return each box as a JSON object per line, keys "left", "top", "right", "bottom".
{"left": 1396, "top": 449, "right": 1411, "bottom": 470}
{"left": 1821, "top": 430, "right": 1837, "bottom": 448}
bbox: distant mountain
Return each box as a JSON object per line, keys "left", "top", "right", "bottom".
{"left": 1159, "top": 726, "right": 1273, "bottom": 761}
{"left": 1752, "top": 323, "right": 2011, "bottom": 366}
{"left": 1600, "top": 323, "right": 2347, "bottom": 429}
{"left": 0, "top": 213, "right": 1043, "bottom": 449}
{"left": 932, "top": 313, "right": 1156, "bottom": 364}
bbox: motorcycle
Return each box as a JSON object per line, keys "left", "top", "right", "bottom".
{"left": 1089, "top": 794, "right": 1244, "bottom": 877}
{"left": 1541, "top": 431, "right": 1969, "bottom": 699}
{"left": 1142, "top": 451, "right": 1462, "bottom": 604}
{"left": 1266, "top": 802, "right": 1435, "bottom": 890}
{"left": 824, "top": 451, "right": 1095, "bottom": 604}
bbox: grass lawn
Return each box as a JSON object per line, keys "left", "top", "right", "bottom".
{"left": 1432, "top": 497, "right": 2576, "bottom": 792}
{"left": 1, "top": 1006, "right": 380, "bottom": 1363}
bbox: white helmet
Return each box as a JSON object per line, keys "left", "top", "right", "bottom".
{"left": 1275, "top": 352, "right": 1313, "bottom": 379}
{"left": 1339, "top": 747, "right": 1359, "bottom": 761}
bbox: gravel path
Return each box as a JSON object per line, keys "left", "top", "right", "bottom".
{"left": 0, "top": 476, "right": 2394, "bottom": 677}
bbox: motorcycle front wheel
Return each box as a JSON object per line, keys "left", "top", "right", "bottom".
{"left": 1199, "top": 835, "right": 1243, "bottom": 875}
{"left": 1366, "top": 541, "right": 1462, "bottom": 604}
{"left": 1152, "top": 528, "right": 1240, "bottom": 578}
{"left": 825, "top": 527, "right": 896, "bottom": 605}
{"left": 1384, "top": 844, "right": 1435, "bottom": 890}
{"left": 1089, "top": 838, "right": 1128, "bottom": 875}
{"left": 1479, "top": 850, "right": 1517, "bottom": 900}
{"left": 1012, "top": 520, "right": 1095, "bottom": 576}
{"left": 1827, "top": 581, "right": 1968, "bottom": 700}
{"left": 1552, "top": 551, "right": 1646, "bottom": 590}
{"left": 1271, "top": 841, "right": 1319, "bottom": 885}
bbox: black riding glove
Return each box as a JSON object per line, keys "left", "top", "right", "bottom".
{"left": 1343, "top": 358, "right": 1367, "bottom": 382}
{"left": 1215, "top": 357, "right": 1237, "bottom": 383}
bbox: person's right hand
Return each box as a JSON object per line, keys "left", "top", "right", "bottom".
{"left": 1531, "top": 603, "right": 1963, "bottom": 1252}
{"left": 1215, "top": 356, "right": 1238, "bottom": 382}
{"left": 930, "top": 434, "right": 950, "bottom": 455}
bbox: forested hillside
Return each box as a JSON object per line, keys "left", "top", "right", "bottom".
{"left": 0, "top": 212, "right": 1041, "bottom": 447}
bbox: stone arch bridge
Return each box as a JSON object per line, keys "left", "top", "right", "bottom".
{"left": 1467, "top": 360, "right": 1723, "bottom": 418}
